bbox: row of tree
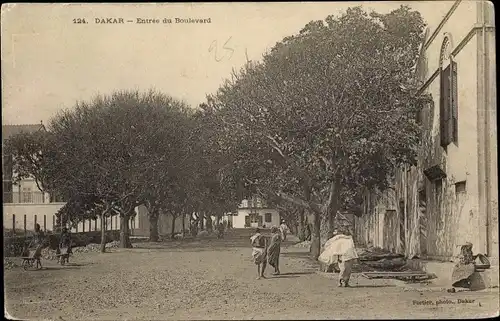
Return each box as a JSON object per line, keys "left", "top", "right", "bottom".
{"left": 6, "top": 90, "right": 242, "bottom": 252}
{"left": 201, "top": 6, "right": 431, "bottom": 258}
{"left": 6, "top": 5, "right": 431, "bottom": 259}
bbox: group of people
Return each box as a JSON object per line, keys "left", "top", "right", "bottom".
{"left": 250, "top": 223, "right": 358, "bottom": 287}
{"left": 24, "top": 223, "right": 73, "bottom": 265}
{"left": 249, "top": 220, "right": 289, "bottom": 279}
{"left": 250, "top": 226, "right": 282, "bottom": 279}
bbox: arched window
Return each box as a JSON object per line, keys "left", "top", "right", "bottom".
{"left": 439, "top": 33, "right": 458, "bottom": 147}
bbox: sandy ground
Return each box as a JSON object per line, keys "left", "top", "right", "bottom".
{"left": 4, "top": 229, "right": 499, "bottom": 320}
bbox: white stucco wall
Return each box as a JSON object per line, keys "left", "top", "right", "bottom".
{"left": 232, "top": 208, "right": 280, "bottom": 228}
{"left": 3, "top": 203, "right": 65, "bottom": 232}
{"left": 422, "top": 0, "right": 481, "bottom": 251}
{"left": 3, "top": 203, "right": 136, "bottom": 233}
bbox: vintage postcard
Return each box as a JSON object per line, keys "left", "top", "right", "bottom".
{"left": 2, "top": 1, "right": 498, "bottom": 320}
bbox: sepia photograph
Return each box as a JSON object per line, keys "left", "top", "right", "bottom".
{"left": 2, "top": 1, "right": 498, "bottom": 320}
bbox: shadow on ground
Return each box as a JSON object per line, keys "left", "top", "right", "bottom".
{"left": 36, "top": 266, "right": 82, "bottom": 271}
{"left": 131, "top": 228, "right": 299, "bottom": 252}
{"left": 279, "top": 271, "right": 316, "bottom": 276}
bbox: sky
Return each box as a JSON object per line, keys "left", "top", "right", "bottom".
{"left": 1, "top": 2, "right": 453, "bottom": 125}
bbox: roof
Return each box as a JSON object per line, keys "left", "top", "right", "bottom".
{"left": 2, "top": 123, "right": 46, "bottom": 141}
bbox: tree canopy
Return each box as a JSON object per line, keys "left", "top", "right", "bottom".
{"left": 205, "top": 5, "right": 430, "bottom": 258}
{"left": 7, "top": 5, "right": 431, "bottom": 259}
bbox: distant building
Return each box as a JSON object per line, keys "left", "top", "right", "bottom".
{"left": 2, "top": 123, "right": 138, "bottom": 234}
{"left": 2, "top": 123, "right": 66, "bottom": 232}
{"left": 355, "top": 1, "right": 497, "bottom": 262}
{"left": 229, "top": 197, "right": 280, "bottom": 229}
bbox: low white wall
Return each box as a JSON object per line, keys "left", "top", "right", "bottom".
{"left": 3, "top": 204, "right": 139, "bottom": 233}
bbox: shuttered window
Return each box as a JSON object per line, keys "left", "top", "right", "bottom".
{"left": 451, "top": 61, "right": 458, "bottom": 143}
{"left": 440, "top": 61, "right": 458, "bottom": 147}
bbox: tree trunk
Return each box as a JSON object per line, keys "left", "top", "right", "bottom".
{"left": 199, "top": 213, "right": 205, "bottom": 230}
{"left": 149, "top": 212, "right": 159, "bottom": 242}
{"left": 120, "top": 215, "right": 132, "bottom": 248}
{"left": 100, "top": 215, "right": 106, "bottom": 253}
{"left": 298, "top": 209, "right": 306, "bottom": 241}
{"left": 326, "top": 180, "right": 340, "bottom": 235}
{"left": 170, "top": 214, "right": 177, "bottom": 239}
{"left": 310, "top": 210, "right": 321, "bottom": 260}
{"left": 182, "top": 212, "right": 186, "bottom": 237}
{"left": 191, "top": 220, "right": 198, "bottom": 237}
{"left": 206, "top": 214, "right": 213, "bottom": 233}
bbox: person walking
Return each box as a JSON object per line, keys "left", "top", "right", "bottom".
{"left": 250, "top": 228, "right": 268, "bottom": 279}
{"left": 279, "top": 220, "right": 288, "bottom": 241}
{"left": 58, "top": 227, "right": 72, "bottom": 264}
{"left": 267, "top": 226, "right": 282, "bottom": 275}
{"left": 337, "top": 228, "right": 358, "bottom": 287}
{"left": 217, "top": 221, "right": 225, "bottom": 239}
{"left": 26, "top": 223, "right": 45, "bottom": 268}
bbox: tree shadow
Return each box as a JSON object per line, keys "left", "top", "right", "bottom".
{"left": 350, "top": 285, "right": 397, "bottom": 288}
{"left": 63, "top": 262, "right": 89, "bottom": 267}
{"left": 279, "top": 271, "right": 315, "bottom": 276}
{"left": 130, "top": 229, "right": 312, "bottom": 255}
{"left": 281, "top": 252, "right": 312, "bottom": 258}
{"left": 38, "top": 266, "right": 82, "bottom": 271}
{"left": 267, "top": 275, "right": 300, "bottom": 279}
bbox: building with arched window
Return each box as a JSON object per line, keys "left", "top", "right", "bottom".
{"left": 355, "top": 0, "right": 497, "bottom": 273}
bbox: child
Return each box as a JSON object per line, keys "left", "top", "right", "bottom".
{"left": 250, "top": 228, "right": 267, "bottom": 279}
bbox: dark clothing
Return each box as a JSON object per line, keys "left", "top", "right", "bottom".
{"left": 217, "top": 223, "right": 224, "bottom": 238}
{"left": 267, "top": 233, "right": 281, "bottom": 269}
{"left": 452, "top": 264, "right": 475, "bottom": 288}
{"left": 59, "top": 231, "right": 73, "bottom": 255}
{"left": 60, "top": 232, "right": 71, "bottom": 248}
{"left": 251, "top": 233, "right": 266, "bottom": 249}
{"left": 451, "top": 245, "right": 476, "bottom": 288}
{"left": 30, "top": 230, "right": 45, "bottom": 247}
{"left": 29, "top": 231, "right": 45, "bottom": 259}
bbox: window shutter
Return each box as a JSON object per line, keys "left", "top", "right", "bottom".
{"left": 439, "top": 69, "right": 447, "bottom": 147}
{"left": 440, "top": 65, "right": 452, "bottom": 147}
{"left": 451, "top": 61, "right": 458, "bottom": 143}
{"left": 445, "top": 64, "right": 454, "bottom": 145}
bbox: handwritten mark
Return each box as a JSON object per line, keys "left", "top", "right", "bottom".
{"left": 208, "top": 36, "right": 234, "bottom": 62}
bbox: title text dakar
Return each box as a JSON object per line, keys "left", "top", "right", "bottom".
{"left": 94, "top": 18, "right": 212, "bottom": 24}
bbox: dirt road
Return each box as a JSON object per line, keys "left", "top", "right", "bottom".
{"left": 4, "top": 229, "right": 499, "bottom": 320}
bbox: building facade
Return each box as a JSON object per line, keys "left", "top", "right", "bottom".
{"left": 2, "top": 124, "right": 65, "bottom": 232}
{"left": 355, "top": 1, "right": 497, "bottom": 262}
{"left": 230, "top": 197, "right": 280, "bottom": 229}
{"left": 2, "top": 123, "right": 140, "bottom": 234}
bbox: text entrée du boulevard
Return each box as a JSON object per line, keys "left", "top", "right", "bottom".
{"left": 74, "top": 18, "right": 212, "bottom": 24}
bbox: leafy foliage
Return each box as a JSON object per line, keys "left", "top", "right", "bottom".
{"left": 206, "top": 5, "right": 429, "bottom": 257}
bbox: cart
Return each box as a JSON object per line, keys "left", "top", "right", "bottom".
{"left": 21, "top": 249, "right": 43, "bottom": 271}
{"left": 56, "top": 247, "right": 71, "bottom": 265}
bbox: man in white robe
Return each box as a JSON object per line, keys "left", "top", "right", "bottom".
{"left": 318, "top": 228, "right": 358, "bottom": 287}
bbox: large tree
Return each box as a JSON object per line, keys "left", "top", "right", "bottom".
{"left": 8, "top": 90, "right": 193, "bottom": 248}
{"left": 207, "top": 5, "right": 430, "bottom": 259}
{"left": 183, "top": 106, "right": 242, "bottom": 233}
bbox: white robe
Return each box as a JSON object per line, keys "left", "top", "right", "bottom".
{"left": 318, "top": 234, "right": 359, "bottom": 265}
